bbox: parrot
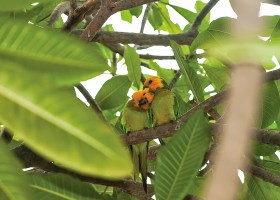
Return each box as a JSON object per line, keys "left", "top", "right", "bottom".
{"left": 143, "top": 76, "right": 176, "bottom": 144}
{"left": 122, "top": 88, "right": 154, "bottom": 193}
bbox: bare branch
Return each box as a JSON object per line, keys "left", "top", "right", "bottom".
{"left": 81, "top": 0, "right": 158, "bottom": 41}
{"left": 63, "top": 0, "right": 101, "bottom": 31}
{"left": 75, "top": 83, "right": 104, "bottom": 115}
{"left": 140, "top": 3, "right": 152, "bottom": 33}
{"left": 48, "top": 2, "right": 70, "bottom": 27}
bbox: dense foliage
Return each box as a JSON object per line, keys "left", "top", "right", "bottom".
{"left": 0, "top": 0, "right": 280, "bottom": 199}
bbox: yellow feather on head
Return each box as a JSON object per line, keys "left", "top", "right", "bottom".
{"left": 143, "top": 77, "right": 164, "bottom": 91}
{"left": 132, "top": 88, "right": 154, "bottom": 110}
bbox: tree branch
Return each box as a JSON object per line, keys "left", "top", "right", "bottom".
{"left": 48, "top": 2, "right": 70, "bottom": 27}
{"left": 81, "top": 0, "right": 158, "bottom": 41}
{"left": 63, "top": 0, "right": 101, "bottom": 31}
{"left": 248, "top": 164, "right": 280, "bottom": 187}
{"left": 73, "top": 0, "right": 219, "bottom": 45}
{"left": 75, "top": 83, "right": 104, "bottom": 116}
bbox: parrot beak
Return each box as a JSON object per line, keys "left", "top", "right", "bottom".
{"left": 139, "top": 98, "right": 148, "bottom": 106}
{"left": 143, "top": 85, "right": 148, "bottom": 89}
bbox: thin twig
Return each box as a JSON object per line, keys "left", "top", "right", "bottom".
{"left": 48, "top": 2, "right": 70, "bottom": 27}
{"left": 140, "top": 3, "right": 152, "bottom": 33}
{"left": 75, "top": 83, "right": 103, "bottom": 114}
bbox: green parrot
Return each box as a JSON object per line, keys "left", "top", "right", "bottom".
{"left": 144, "top": 76, "right": 176, "bottom": 144}
{"left": 122, "top": 88, "right": 154, "bottom": 193}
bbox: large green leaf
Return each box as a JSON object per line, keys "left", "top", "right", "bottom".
{"left": 0, "top": 64, "right": 132, "bottom": 178}
{"left": 170, "top": 40, "right": 204, "bottom": 102}
{"left": 95, "top": 76, "right": 132, "bottom": 110}
{"left": 0, "top": 18, "right": 109, "bottom": 86}
{"left": 0, "top": 140, "right": 31, "bottom": 200}
{"left": 190, "top": 17, "right": 233, "bottom": 52}
{"left": 154, "top": 110, "right": 210, "bottom": 200}
{"left": 257, "top": 159, "right": 280, "bottom": 176}
{"left": 0, "top": 0, "right": 49, "bottom": 11}
{"left": 243, "top": 176, "right": 280, "bottom": 199}
{"left": 30, "top": 174, "right": 103, "bottom": 200}
{"left": 259, "top": 82, "right": 280, "bottom": 128}
{"left": 124, "top": 46, "right": 141, "bottom": 90}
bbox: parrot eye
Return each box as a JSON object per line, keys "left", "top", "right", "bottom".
{"left": 148, "top": 80, "right": 153, "bottom": 84}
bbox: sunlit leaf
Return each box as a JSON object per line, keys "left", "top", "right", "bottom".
{"left": 121, "top": 10, "right": 132, "bottom": 23}
{"left": 0, "top": 0, "right": 50, "bottom": 11}
{"left": 155, "top": 110, "right": 210, "bottom": 200}
{"left": 190, "top": 17, "right": 233, "bottom": 52}
{"left": 0, "top": 140, "right": 31, "bottom": 200}
{"left": 148, "top": 4, "right": 163, "bottom": 30}
{"left": 0, "top": 64, "right": 132, "bottom": 178}
{"left": 30, "top": 174, "right": 102, "bottom": 200}
{"left": 157, "top": 3, "right": 181, "bottom": 33}
{"left": 170, "top": 40, "right": 204, "bottom": 102}
{"left": 96, "top": 76, "right": 132, "bottom": 110}
{"left": 0, "top": 17, "right": 109, "bottom": 86}
{"left": 124, "top": 45, "right": 141, "bottom": 89}
{"left": 166, "top": 3, "right": 196, "bottom": 23}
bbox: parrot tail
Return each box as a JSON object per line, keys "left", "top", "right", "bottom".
{"left": 139, "top": 141, "right": 149, "bottom": 193}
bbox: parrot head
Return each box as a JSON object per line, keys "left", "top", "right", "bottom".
{"left": 132, "top": 88, "right": 154, "bottom": 110}
{"left": 143, "top": 76, "right": 164, "bottom": 91}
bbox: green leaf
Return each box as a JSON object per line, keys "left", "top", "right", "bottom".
{"left": 202, "top": 58, "right": 229, "bottom": 90}
{"left": 124, "top": 45, "right": 141, "bottom": 89}
{"left": 170, "top": 40, "right": 204, "bottom": 102}
{"left": 0, "top": 0, "right": 49, "bottom": 11}
{"left": 253, "top": 142, "right": 277, "bottom": 156}
{"left": 190, "top": 17, "right": 233, "bottom": 52}
{"left": 259, "top": 82, "right": 280, "bottom": 128}
{"left": 121, "top": 10, "right": 132, "bottom": 23}
{"left": 157, "top": 3, "right": 181, "bottom": 33}
{"left": 166, "top": 3, "right": 196, "bottom": 23}
{"left": 0, "top": 18, "right": 109, "bottom": 86}
{"left": 243, "top": 176, "right": 280, "bottom": 199}
{"left": 0, "top": 140, "right": 31, "bottom": 200}
{"left": 257, "top": 159, "right": 280, "bottom": 176}
{"left": 29, "top": 0, "right": 64, "bottom": 24}
{"left": 30, "top": 173, "right": 102, "bottom": 200}
{"left": 154, "top": 110, "right": 210, "bottom": 200}
{"left": 0, "top": 64, "right": 132, "bottom": 178}
{"left": 129, "top": 6, "right": 143, "bottom": 18}
{"left": 148, "top": 4, "right": 163, "bottom": 30}
{"left": 149, "top": 60, "right": 175, "bottom": 84}
{"left": 95, "top": 76, "right": 132, "bottom": 110}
